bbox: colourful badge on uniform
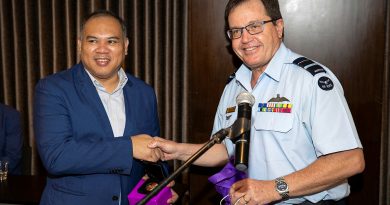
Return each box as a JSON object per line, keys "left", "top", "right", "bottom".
{"left": 258, "top": 94, "right": 292, "bottom": 113}
{"left": 226, "top": 106, "right": 236, "bottom": 114}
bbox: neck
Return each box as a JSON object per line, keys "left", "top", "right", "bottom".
{"left": 250, "top": 66, "right": 265, "bottom": 88}
{"left": 99, "top": 75, "right": 120, "bottom": 94}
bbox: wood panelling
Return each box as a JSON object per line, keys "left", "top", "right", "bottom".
{"left": 188, "top": 0, "right": 234, "bottom": 203}
{"left": 188, "top": 0, "right": 386, "bottom": 204}
{"left": 188, "top": 0, "right": 235, "bottom": 145}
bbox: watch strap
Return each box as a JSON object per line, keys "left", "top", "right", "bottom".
{"left": 275, "top": 177, "right": 289, "bottom": 200}
{"left": 280, "top": 192, "right": 289, "bottom": 200}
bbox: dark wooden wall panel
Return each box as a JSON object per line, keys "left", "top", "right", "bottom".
{"left": 188, "top": 0, "right": 235, "bottom": 144}
{"left": 188, "top": 0, "right": 234, "bottom": 204}
{"left": 188, "top": 0, "right": 385, "bottom": 204}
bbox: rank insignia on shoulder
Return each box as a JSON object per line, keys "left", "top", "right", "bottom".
{"left": 226, "top": 106, "right": 236, "bottom": 114}
{"left": 318, "top": 76, "right": 334, "bottom": 91}
{"left": 293, "top": 57, "right": 326, "bottom": 76}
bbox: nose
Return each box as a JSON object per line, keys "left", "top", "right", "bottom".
{"left": 96, "top": 41, "right": 109, "bottom": 53}
{"left": 240, "top": 29, "right": 253, "bottom": 42}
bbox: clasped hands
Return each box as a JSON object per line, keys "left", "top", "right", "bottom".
{"left": 131, "top": 135, "right": 180, "bottom": 162}
{"left": 133, "top": 135, "right": 280, "bottom": 205}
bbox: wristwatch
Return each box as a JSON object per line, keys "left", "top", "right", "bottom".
{"left": 275, "top": 177, "right": 289, "bottom": 200}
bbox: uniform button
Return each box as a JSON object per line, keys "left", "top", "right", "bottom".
{"left": 112, "top": 195, "right": 119, "bottom": 201}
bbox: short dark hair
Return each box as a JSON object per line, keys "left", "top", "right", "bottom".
{"left": 225, "top": 0, "right": 282, "bottom": 27}
{"left": 80, "top": 10, "right": 127, "bottom": 39}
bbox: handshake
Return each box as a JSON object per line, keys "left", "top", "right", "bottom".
{"left": 131, "top": 134, "right": 228, "bottom": 168}
{"left": 131, "top": 134, "right": 185, "bottom": 163}
{"left": 130, "top": 134, "right": 240, "bottom": 205}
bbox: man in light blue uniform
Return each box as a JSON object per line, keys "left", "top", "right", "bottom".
{"left": 149, "top": 0, "right": 365, "bottom": 204}
{"left": 215, "top": 42, "right": 362, "bottom": 204}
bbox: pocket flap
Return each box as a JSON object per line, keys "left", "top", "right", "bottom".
{"left": 254, "top": 111, "right": 293, "bottom": 133}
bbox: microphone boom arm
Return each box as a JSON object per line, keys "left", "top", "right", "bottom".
{"left": 136, "top": 128, "right": 230, "bottom": 205}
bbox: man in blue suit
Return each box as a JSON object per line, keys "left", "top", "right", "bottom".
{"left": 34, "top": 10, "right": 176, "bottom": 205}
{"left": 0, "top": 103, "right": 23, "bottom": 175}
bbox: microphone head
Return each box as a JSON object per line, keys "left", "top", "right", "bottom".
{"left": 236, "top": 91, "right": 255, "bottom": 107}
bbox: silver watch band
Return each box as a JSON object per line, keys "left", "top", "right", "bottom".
{"left": 275, "top": 177, "right": 289, "bottom": 199}
{"left": 280, "top": 192, "right": 289, "bottom": 199}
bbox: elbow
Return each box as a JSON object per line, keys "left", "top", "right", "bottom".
{"left": 351, "top": 148, "right": 365, "bottom": 175}
{"left": 41, "top": 157, "right": 62, "bottom": 175}
{"left": 38, "top": 148, "right": 67, "bottom": 175}
{"left": 44, "top": 160, "right": 73, "bottom": 176}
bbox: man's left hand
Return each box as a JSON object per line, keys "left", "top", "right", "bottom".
{"left": 229, "top": 178, "right": 278, "bottom": 205}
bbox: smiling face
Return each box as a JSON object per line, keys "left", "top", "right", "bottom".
{"left": 228, "top": 0, "right": 284, "bottom": 72}
{"left": 78, "top": 15, "right": 129, "bottom": 87}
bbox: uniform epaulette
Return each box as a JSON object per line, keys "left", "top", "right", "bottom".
{"left": 226, "top": 70, "right": 236, "bottom": 84}
{"left": 292, "top": 57, "right": 326, "bottom": 76}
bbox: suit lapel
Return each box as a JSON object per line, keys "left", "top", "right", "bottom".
{"left": 73, "top": 63, "right": 114, "bottom": 138}
{"left": 123, "top": 77, "right": 135, "bottom": 137}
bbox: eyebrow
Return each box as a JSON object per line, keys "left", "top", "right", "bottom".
{"left": 85, "top": 36, "right": 121, "bottom": 40}
{"left": 230, "top": 20, "right": 263, "bottom": 29}
{"left": 107, "top": 37, "right": 121, "bottom": 40}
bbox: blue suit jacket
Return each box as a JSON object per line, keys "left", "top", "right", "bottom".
{"left": 34, "top": 63, "right": 160, "bottom": 205}
{"left": 0, "top": 104, "right": 23, "bottom": 175}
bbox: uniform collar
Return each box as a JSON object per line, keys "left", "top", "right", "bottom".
{"left": 235, "top": 42, "right": 289, "bottom": 89}
{"left": 263, "top": 42, "right": 289, "bottom": 82}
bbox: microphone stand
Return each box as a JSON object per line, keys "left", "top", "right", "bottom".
{"left": 136, "top": 128, "right": 231, "bottom": 205}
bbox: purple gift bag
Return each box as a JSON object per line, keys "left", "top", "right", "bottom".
{"left": 208, "top": 161, "right": 247, "bottom": 205}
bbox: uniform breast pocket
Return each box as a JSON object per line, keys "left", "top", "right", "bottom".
{"left": 254, "top": 111, "right": 293, "bottom": 133}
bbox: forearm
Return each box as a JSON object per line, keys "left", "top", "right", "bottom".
{"left": 176, "top": 143, "right": 229, "bottom": 167}
{"left": 39, "top": 137, "right": 133, "bottom": 175}
{"left": 284, "top": 148, "right": 365, "bottom": 198}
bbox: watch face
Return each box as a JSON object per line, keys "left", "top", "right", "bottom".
{"left": 277, "top": 181, "right": 288, "bottom": 191}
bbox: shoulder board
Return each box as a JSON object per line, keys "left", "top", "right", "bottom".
{"left": 226, "top": 70, "right": 236, "bottom": 84}
{"left": 292, "top": 57, "right": 326, "bottom": 76}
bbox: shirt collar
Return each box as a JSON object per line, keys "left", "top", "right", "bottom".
{"left": 85, "top": 68, "right": 128, "bottom": 94}
{"left": 235, "top": 42, "right": 289, "bottom": 89}
{"left": 263, "top": 42, "right": 289, "bottom": 82}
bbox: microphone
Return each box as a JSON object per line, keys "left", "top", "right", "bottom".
{"left": 233, "top": 91, "right": 255, "bottom": 171}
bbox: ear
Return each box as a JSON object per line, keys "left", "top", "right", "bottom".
{"left": 275, "top": 19, "right": 284, "bottom": 39}
{"left": 125, "top": 38, "right": 129, "bottom": 55}
{"left": 77, "top": 38, "right": 82, "bottom": 54}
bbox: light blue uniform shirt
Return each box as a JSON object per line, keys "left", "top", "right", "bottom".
{"left": 212, "top": 43, "right": 362, "bottom": 204}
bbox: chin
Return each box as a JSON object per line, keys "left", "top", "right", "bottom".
{"left": 244, "top": 62, "right": 264, "bottom": 70}
{"left": 245, "top": 61, "right": 262, "bottom": 68}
